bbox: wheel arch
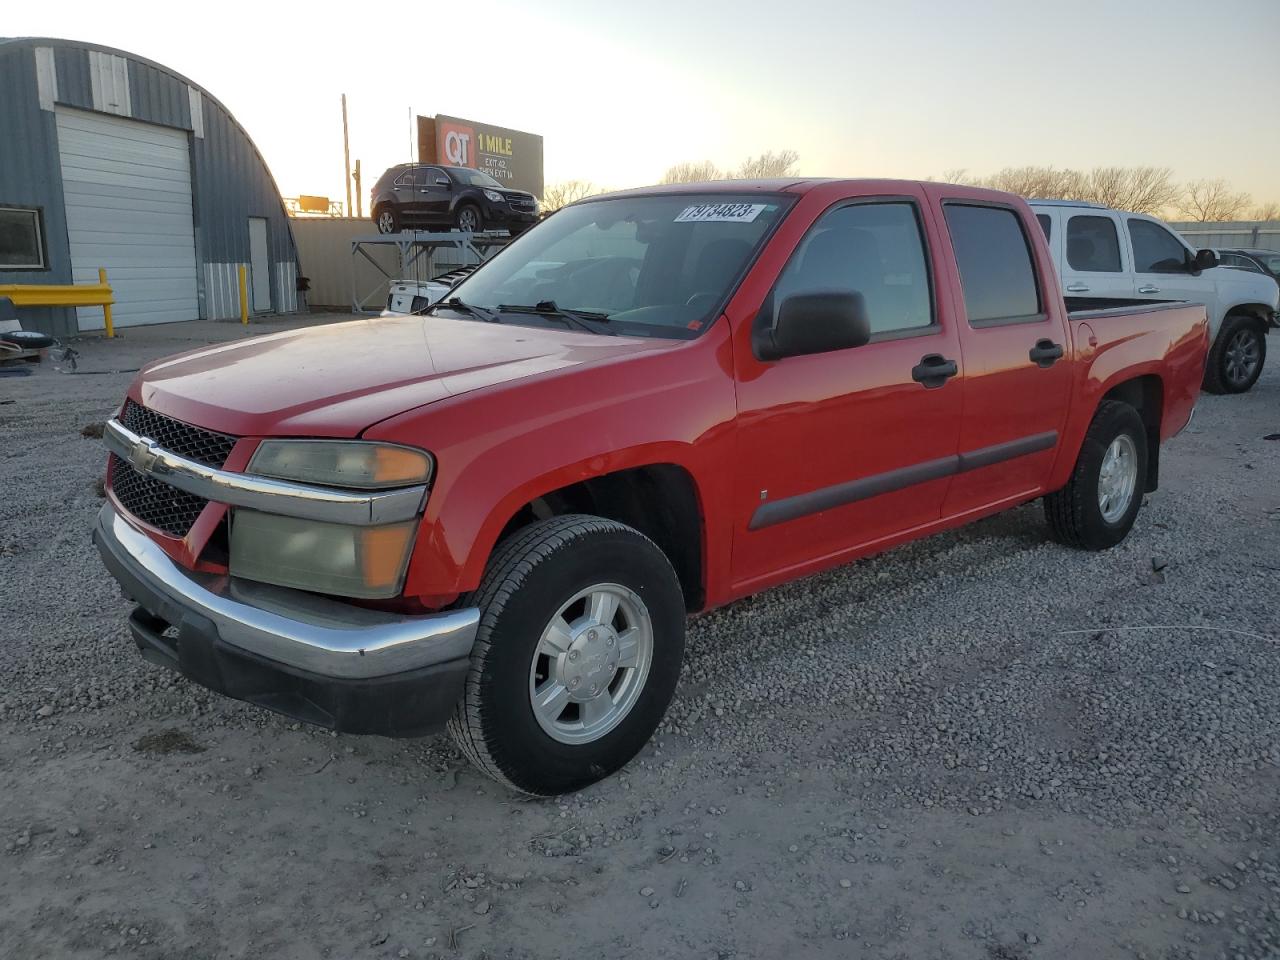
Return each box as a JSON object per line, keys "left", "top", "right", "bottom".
{"left": 488, "top": 462, "right": 707, "bottom": 612}
{"left": 1219, "top": 302, "right": 1273, "bottom": 337}
{"left": 1098, "top": 374, "right": 1164, "bottom": 492}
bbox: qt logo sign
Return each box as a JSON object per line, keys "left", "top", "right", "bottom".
{"left": 439, "top": 121, "right": 475, "bottom": 167}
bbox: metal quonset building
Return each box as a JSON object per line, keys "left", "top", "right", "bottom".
{"left": 0, "top": 37, "right": 300, "bottom": 336}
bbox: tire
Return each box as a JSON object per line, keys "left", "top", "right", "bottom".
{"left": 374, "top": 206, "right": 400, "bottom": 235}
{"left": 455, "top": 203, "right": 483, "bottom": 233}
{"left": 1203, "top": 313, "right": 1266, "bottom": 394}
{"left": 1044, "top": 400, "right": 1148, "bottom": 551}
{"left": 447, "top": 515, "right": 685, "bottom": 795}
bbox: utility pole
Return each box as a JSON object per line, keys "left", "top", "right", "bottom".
{"left": 342, "top": 94, "right": 352, "bottom": 217}
{"left": 353, "top": 159, "right": 363, "bottom": 219}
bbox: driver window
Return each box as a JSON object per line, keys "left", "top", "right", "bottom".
{"left": 775, "top": 202, "right": 934, "bottom": 335}
{"left": 1128, "top": 219, "right": 1189, "bottom": 273}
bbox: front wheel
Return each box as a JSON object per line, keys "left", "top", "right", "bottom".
{"left": 447, "top": 515, "right": 686, "bottom": 795}
{"left": 455, "top": 204, "right": 482, "bottom": 233}
{"left": 1044, "top": 400, "right": 1148, "bottom": 550}
{"left": 1203, "top": 314, "right": 1266, "bottom": 394}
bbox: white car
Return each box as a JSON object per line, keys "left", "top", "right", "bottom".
{"left": 1031, "top": 200, "right": 1279, "bottom": 393}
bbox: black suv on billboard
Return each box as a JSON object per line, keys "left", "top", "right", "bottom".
{"left": 371, "top": 164, "right": 540, "bottom": 235}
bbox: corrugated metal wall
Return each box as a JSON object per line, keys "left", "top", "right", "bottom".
{"left": 1171, "top": 222, "right": 1280, "bottom": 253}
{"left": 0, "top": 44, "right": 75, "bottom": 335}
{"left": 291, "top": 219, "right": 474, "bottom": 311}
{"left": 0, "top": 38, "right": 300, "bottom": 334}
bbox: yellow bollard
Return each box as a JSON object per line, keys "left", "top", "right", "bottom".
{"left": 238, "top": 265, "right": 249, "bottom": 325}
{"left": 99, "top": 267, "right": 114, "bottom": 339}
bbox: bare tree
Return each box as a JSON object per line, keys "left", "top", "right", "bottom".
{"left": 732, "top": 150, "right": 800, "bottom": 179}
{"left": 660, "top": 161, "right": 722, "bottom": 184}
{"left": 1177, "top": 179, "right": 1253, "bottom": 222}
{"left": 940, "top": 167, "right": 972, "bottom": 184}
{"left": 979, "top": 166, "right": 1087, "bottom": 201}
{"left": 1250, "top": 200, "right": 1280, "bottom": 222}
{"left": 541, "top": 180, "right": 604, "bottom": 213}
{"left": 1082, "top": 166, "right": 1180, "bottom": 215}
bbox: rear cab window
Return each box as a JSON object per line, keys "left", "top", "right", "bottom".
{"left": 1067, "top": 215, "right": 1123, "bottom": 272}
{"left": 943, "top": 204, "right": 1043, "bottom": 325}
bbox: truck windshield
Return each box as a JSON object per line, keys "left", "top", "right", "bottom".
{"left": 443, "top": 193, "right": 791, "bottom": 338}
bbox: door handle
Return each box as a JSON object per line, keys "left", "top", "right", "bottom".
{"left": 1029, "top": 338, "right": 1064, "bottom": 368}
{"left": 911, "top": 354, "right": 958, "bottom": 388}
{"left": 1065, "top": 283, "right": 1089, "bottom": 293}
{"left": 1138, "top": 284, "right": 1160, "bottom": 294}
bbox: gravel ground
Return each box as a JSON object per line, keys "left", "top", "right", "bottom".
{"left": 1, "top": 317, "right": 1278, "bottom": 960}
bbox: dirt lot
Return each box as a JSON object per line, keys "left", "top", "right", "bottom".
{"left": 1, "top": 316, "right": 1278, "bottom": 960}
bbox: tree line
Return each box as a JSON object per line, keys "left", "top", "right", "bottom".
{"left": 542, "top": 156, "right": 1277, "bottom": 222}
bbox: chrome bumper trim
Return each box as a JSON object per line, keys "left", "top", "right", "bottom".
{"left": 103, "top": 418, "right": 426, "bottom": 525}
{"left": 95, "top": 504, "right": 478, "bottom": 679}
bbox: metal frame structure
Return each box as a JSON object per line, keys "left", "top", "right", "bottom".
{"left": 349, "top": 230, "right": 509, "bottom": 313}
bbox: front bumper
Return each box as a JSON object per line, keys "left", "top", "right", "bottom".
{"left": 93, "top": 504, "right": 479, "bottom": 736}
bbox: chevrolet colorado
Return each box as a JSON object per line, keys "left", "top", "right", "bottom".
{"left": 95, "top": 179, "right": 1209, "bottom": 794}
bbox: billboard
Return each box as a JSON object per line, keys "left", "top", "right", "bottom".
{"left": 417, "top": 115, "right": 544, "bottom": 199}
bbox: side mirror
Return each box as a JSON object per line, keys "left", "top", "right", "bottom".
{"left": 436, "top": 177, "right": 450, "bottom": 187}
{"left": 1190, "top": 248, "right": 1218, "bottom": 274}
{"left": 754, "top": 291, "right": 871, "bottom": 362}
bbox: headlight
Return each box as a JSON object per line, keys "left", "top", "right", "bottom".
{"left": 232, "top": 440, "right": 431, "bottom": 598}
{"left": 249, "top": 440, "right": 432, "bottom": 489}
{"left": 230, "top": 511, "right": 416, "bottom": 599}
{"left": 483, "top": 189, "right": 503, "bottom": 202}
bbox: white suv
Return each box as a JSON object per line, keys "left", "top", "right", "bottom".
{"left": 1030, "top": 200, "right": 1279, "bottom": 393}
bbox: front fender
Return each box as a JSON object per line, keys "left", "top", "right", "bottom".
{"left": 364, "top": 325, "right": 739, "bottom": 607}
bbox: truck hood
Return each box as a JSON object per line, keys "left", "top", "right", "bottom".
{"left": 134, "top": 315, "right": 676, "bottom": 438}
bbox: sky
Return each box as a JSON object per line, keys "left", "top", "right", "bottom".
{"left": 7, "top": 0, "right": 1280, "bottom": 207}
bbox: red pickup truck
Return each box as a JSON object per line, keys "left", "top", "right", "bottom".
{"left": 95, "top": 179, "right": 1208, "bottom": 794}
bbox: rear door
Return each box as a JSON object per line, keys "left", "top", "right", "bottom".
{"left": 931, "top": 192, "right": 1072, "bottom": 517}
{"left": 1060, "top": 211, "right": 1134, "bottom": 299}
{"left": 730, "top": 187, "right": 965, "bottom": 593}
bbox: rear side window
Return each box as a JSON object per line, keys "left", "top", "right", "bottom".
{"left": 1036, "top": 214, "right": 1051, "bottom": 240}
{"left": 944, "top": 204, "right": 1042, "bottom": 325}
{"left": 775, "top": 201, "right": 934, "bottom": 335}
{"left": 1066, "top": 215, "right": 1122, "bottom": 272}
{"left": 1128, "top": 219, "right": 1188, "bottom": 273}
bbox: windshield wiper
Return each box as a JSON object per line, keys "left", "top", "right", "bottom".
{"left": 497, "top": 300, "right": 615, "bottom": 335}
{"left": 428, "top": 297, "right": 500, "bottom": 323}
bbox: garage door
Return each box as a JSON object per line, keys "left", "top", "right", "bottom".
{"left": 56, "top": 108, "right": 199, "bottom": 329}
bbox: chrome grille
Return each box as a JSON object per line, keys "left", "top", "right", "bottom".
{"left": 110, "top": 402, "right": 239, "bottom": 538}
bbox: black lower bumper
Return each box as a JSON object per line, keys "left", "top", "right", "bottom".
{"left": 95, "top": 519, "right": 470, "bottom": 738}
{"left": 125, "top": 605, "right": 469, "bottom": 737}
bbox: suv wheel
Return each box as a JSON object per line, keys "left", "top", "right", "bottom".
{"left": 375, "top": 207, "right": 399, "bottom": 234}
{"left": 1044, "top": 400, "right": 1148, "bottom": 550}
{"left": 455, "top": 204, "right": 482, "bottom": 233}
{"left": 1204, "top": 313, "right": 1266, "bottom": 394}
{"left": 447, "top": 515, "right": 685, "bottom": 795}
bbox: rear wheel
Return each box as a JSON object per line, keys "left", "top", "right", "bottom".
{"left": 1044, "top": 400, "right": 1147, "bottom": 550}
{"left": 447, "top": 515, "right": 685, "bottom": 795}
{"left": 374, "top": 206, "right": 399, "bottom": 235}
{"left": 1203, "top": 313, "right": 1266, "bottom": 394}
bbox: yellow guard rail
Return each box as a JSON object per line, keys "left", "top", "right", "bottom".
{"left": 0, "top": 268, "right": 117, "bottom": 337}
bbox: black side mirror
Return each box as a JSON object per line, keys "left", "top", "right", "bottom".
{"left": 1190, "top": 248, "right": 1218, "bottom": 274}
{"left": 754, "top": 291, "right": 872, "bottom": 362}
{"left": 436, "top": 177, "right": 450, "bottom": 187}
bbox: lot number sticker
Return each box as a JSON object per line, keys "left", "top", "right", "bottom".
{"left": 674, "top": 203, "right": 768, "bottom": 223}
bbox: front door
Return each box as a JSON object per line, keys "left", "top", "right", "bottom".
{"left": 248, "top": 217, "right": 271, "bottom": 312}
{"left": 731, "top": 190, "right": 965, "bottom": 595}
{"left": 1126, "top": 215, "right": 1208, "bottom": 307}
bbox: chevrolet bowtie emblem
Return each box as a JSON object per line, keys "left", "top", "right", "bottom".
{"left": 129, "top": 438, "right": 161, "bottom": 473}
